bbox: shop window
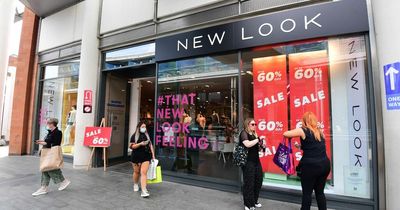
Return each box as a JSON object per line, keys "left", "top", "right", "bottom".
{"left": 38, "top": 61, "right": 79, "bottom": 156}
{"left": 241, "top": 35, "right": 372, "bottom": 198}
{"left": 104, "top": 43, "right": 155, "bottom": 70}
{"left": 156, "top": 53, "right": 239, "bottom": 182}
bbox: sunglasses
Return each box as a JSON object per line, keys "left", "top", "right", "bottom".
{"left": 250, "top": 123, "right": 257, "bottom": 126}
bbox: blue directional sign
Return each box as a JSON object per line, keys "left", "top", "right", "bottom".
{"left": 384, "top": 62, "right": 400, "bottom": 110}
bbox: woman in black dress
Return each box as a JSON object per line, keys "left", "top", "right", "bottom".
{"left": 240, "top": 118, "right": 265, "bottom": 210}
{"left": 130, "top": 122, "right": 155, "bottom": 198}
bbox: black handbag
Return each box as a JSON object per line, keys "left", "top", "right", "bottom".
{"left": 233, "top": 131, "right": 248, "bottom": 167}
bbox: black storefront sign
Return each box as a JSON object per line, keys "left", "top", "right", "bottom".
{"left": 155, "top": 0, "right": 369, "bottom": 62}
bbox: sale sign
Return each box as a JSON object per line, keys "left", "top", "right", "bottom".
{"left": 83, "top": 127, "right": 112, "bottom": 147}
{"left": 253, "top": 55, "right": 289, "bottom": 173}
{"left": 288, "top": 50, "right": 332, "bottom": 175}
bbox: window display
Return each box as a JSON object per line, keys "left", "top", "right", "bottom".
{"left": 38, "top": 61, "right": 79, "bottom": 156}
{"left": 156, "top": 54, "right": 239, "bottom": 182}
{"left": 242, "top": 35, "right": 372, "bottom": 198}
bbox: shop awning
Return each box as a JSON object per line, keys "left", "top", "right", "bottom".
{"left": 19, "top": 0, "right": 83, "bottom": 17}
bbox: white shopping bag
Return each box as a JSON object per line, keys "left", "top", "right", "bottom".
{"left": 147, "top": 159, "right": 159, "bottom": 180}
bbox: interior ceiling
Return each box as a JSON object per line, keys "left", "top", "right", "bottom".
{"left": 19, "top": 0, "right": 84, "bottom": 17}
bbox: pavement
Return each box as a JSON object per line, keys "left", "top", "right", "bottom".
{"left": 0, "top": 155, "right": 315, "bottom": 210}
{"left": 0, "top": 145, "right": 8, "bottom": 158}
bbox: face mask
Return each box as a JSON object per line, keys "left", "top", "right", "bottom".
{"left": 140, "top": 127, "right": 146, "bottom": 133}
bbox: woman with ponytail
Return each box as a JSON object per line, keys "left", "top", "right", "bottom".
{"left": 283, "top": 112, "right": 330, "bottom": 210}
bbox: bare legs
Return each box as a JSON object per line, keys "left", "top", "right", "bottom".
{"left": 140, "top": 161, "right": 150, "bottom": 191}
{"left": 132, "top": 161, "right": 150, "bottom": 191}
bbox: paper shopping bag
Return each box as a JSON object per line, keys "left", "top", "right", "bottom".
{"left": 147, "top": 166, "right": 162, "bottom": 184}
{"left": 40, "top": 146, "right": 64, "bottom": 172}
{"left": 147, "top": 159, "right": 159, "bottom": 180}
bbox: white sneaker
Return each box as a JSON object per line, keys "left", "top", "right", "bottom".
{"left": 244, "top": 207, "right": 255, "bottom": 210}
{"left": 255, "top": 202, "right": 262, "bottom": 208}
{"left": 141, "top": 189, "right": 150, "bottom": 198}
{"left": 58, "top": 179, "right": 71, "bottom": 191}
{"left": 133, "top": 184, "right": 139, "bottom": 192}
{"left": 32, "top": 186, "right": 48, "bottom": 196}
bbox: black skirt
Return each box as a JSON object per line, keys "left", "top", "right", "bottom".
{"left": 131, "top": 148, "right": 152, "bottom": 163}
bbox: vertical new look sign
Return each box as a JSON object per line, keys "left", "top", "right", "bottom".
{"left": 384, "top": 62, "right": 400, "bottom": 110}
{"left": 155, "top": 0, "right": 369, "bottom": 62}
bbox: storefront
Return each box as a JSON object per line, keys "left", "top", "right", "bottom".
{"left": 36, "top": 60, "right": 80, "bottom": 156}
{"left": 150, "top": 0, "right": 378, "bottom": 209}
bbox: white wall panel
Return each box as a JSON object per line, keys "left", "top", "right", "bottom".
{"left": 100, "top": 0, "right": 154, "bottom": 34}
{"left": 38, "top": 2, "right": 85, "bottom": 52}
{"left": 371, "top": 0, "right": 400, "bottom": 209}
{"left": 157, "top": 0, "right": 223, "bottom": 18}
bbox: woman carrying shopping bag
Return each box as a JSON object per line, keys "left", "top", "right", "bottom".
{"left": 283, "top": 112, "right": 331, "bottom": 210}
{"left": 239, "top": 118, "right": 266, "bottom": 210}
{"left": 32, "top": 118, "right": 71, "bottom": 196}
{"left": 130, "top": 122, "right": 155, "bottom": 198}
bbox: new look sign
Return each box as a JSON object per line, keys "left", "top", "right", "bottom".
{"left": 155, "top": 0, "right": 369, "bottom": 62}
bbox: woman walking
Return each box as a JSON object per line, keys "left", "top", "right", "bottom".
{"left": 32, "top": 118, "right": 70, "bottom": 196}
{"left": 130, "top": 122, "right": 155, "bottom": 198}
{"left": 283, "top": 112, "right": 331, "bottom": 210}
{"left": 240, "top": 118, "right": 264, "bottom": 210}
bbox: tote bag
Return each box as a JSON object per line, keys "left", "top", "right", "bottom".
{"left": 147, "top": 166, "right": 162, "bottom": 184}
{"left": 273, "top": 138, "right": 295, "bottom": 175}
{"left": 40, "top": 146, "right": 64, "bottom": 172}
{"left": 147, "top": 159, "right": 159, "bottom": 180}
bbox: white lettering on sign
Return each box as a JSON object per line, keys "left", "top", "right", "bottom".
{"left": 293, "top": 90, "right": 325, "bottom": 107}
{"left": 240, "top": 13, "right": 322, "bottom": 41}
{"left": 208, "top": 31, "right": 225, "bottom": 45}
{"left": 305, "top": 13, "right": 322, "bottom": 30}
{"left": 280, "top": 19, "right": 296, "bottom": 33}
{"left": 257, "top": 92, "right": 285, "bottom": 108}
{"left": 177, "top": 31, "right": 226, "bottom": 51}
{"left": 85, "top": 129, "right": 102, "bottom": 138}
{"left": 193, "top": 35, "right": 203, "bottom": 49}
{"left": 258, "top": 23, "right": 273, "bottom": 37}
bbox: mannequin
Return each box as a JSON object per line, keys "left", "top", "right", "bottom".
{"left": 63, "top": 105, "right": 76, "bottom": 146}
{"left": 196, "top": 113, "right": 206, "bottom": 130}
{"left": 211, "top": 110, "right": 220, "bottom": 126}
{"left": 183, "top": 109, "right": 192, "bottom": 124}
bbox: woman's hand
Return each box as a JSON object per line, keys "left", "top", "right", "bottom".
{"left": 36, "top": 140, "right": 47, "bottom": 145}
{"left": 294, "top": 141, "right": 301, "bottom": 149}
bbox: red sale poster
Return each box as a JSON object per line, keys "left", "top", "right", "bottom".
{"left": 253, "top": 55, "right": 288, "bottom": 173}
{"left": 83, "top": 127, "right": 112, "bottom": 147}
{"left": 288, "top": 50, "right": 332, "bottom": 177}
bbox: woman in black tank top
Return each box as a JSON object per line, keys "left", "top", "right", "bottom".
{"left": 283, "top": 112, "right": 331, "bottom": 210}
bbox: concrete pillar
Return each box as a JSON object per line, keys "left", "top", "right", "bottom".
{"left": 0, "top": 0, "right": 16, "bottom": 139}
{"left": 9, "top": 9, "right": 39, "bottom": 155}
{"left": 371, "top": 0, "right": 400, "bottom": 209}
{"left": 73, "top": 0, "right": 101, "bottom": 168}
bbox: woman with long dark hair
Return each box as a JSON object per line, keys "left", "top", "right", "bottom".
{"left": 129, "top": 122, "right": 155, "bottom": 198}
{"left": 283, "top": 112, "right": 331, "bottom": 210}
{"left": 240, "top": 118, "right": 264, "bottom": 210}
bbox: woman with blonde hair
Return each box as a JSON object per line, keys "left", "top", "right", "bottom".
{"left": 283, "top": 112, "right": 330, "bottom": 210}
{"left": 130, "top": 122, "right": 155, "bottom": 198}
{"left": 240, "top": 118, "right": 265, "bottom": 210}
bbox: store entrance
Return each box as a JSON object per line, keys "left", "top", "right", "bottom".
{"left": 102, "top": 66, "right": 155, "bottom": 163}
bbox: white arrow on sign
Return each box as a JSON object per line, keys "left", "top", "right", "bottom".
{"left": 385, "top": 66, "right": 399, "bottom": 91}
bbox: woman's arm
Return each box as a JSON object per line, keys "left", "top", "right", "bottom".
{"left": 130, "top": 142, "right": 143, "bottom": 150}
{"left": 283, "top": 128, "right": 305, "bottom": 139}
{"left": 149, "top": 141, "right": 155, "bottom": 159}
{"left": 242, "top": 139, "right": 259, "bottom": 148}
